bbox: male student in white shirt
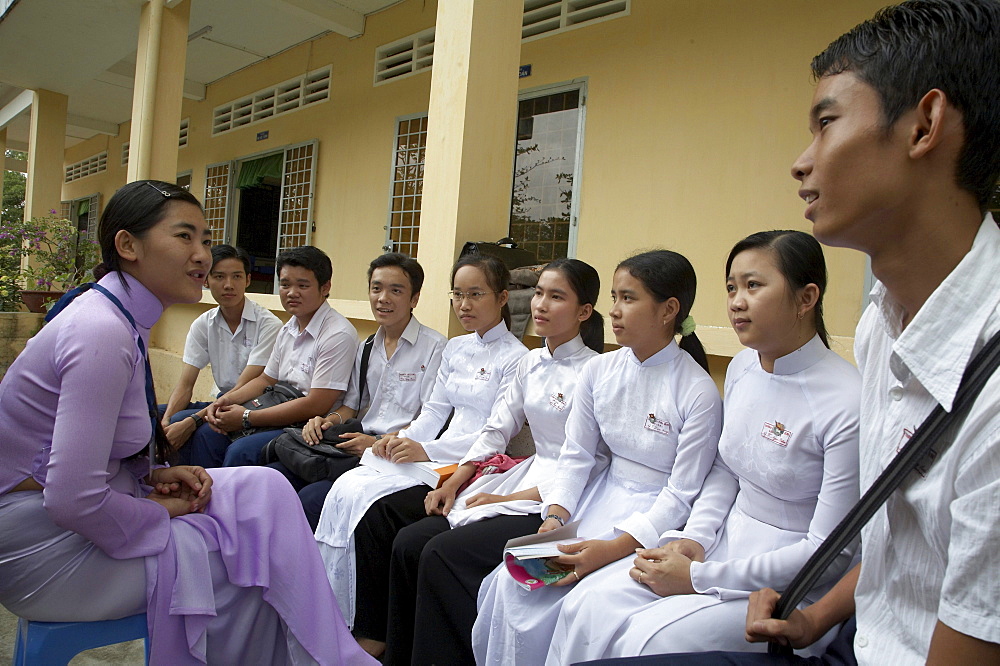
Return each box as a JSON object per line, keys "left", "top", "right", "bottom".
{"left": 588, "top": 2, "right": 1000, "bottom": 665}
{"left": 187, "top": 245, "right": 359, "bottom": 468}
{"left": 164, "top": 244, "right": 282, "bottom": 455}
{"left": 272, "top": 252, "right": 447, "bottom": 529}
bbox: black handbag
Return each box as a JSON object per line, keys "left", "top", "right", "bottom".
{"left": 258, "top": 334, "right": 377, "bottom": 481}
{"left": 232, "top": 381, "right": 305, "bottom": 439}
{"left": 460, "top": 237, "right": 537, "bottom": 271}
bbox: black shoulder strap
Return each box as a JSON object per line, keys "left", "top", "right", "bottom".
{"left": 356, "top": 334, "right": 376, "bottom": 412}
{"left": 770, "top": 328, "right": 1000, "bottom": 652}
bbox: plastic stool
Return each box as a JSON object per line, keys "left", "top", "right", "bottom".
{"left": 13, "top": 613, "right": 150, "bottom": 665}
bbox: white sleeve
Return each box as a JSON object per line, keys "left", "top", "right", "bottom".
{"left": 310, "top": 328, "right": 359, "bottom": 392}
{"left": 615, "top": 381, "right": 723, "bottom": 548}
{"left": 247, "top": 312, "right": 282, "bottom": 367}
{"left": 543, "top": 359, "right": 599, "bottom": 516}
{"left": 420, "top": 346, "right": 523, "bottom": 463}
{"left": 182, "top": 313, "right": 210, "bottom": 368}
{"left": 658, "top": 457, "right": 739, "bottom": 552}
{"left": 399, "top": 345, "right": 456, "bottom": 443}
{"left": 460, "top": 355, "right": 530, "bottom": 465}
{"left": 689, "top": 399, "right": 860, "bottom": 600}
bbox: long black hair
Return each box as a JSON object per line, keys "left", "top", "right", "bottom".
{"left": 617, "top": 250, "right": 709, "bottom": 372}
{"left": 97, "top": 180, "right": 204, "bottom": 464}
{"left": 725, "top": 230, "right": 829, "bottom": 348}
{"left": 542, "top": 257, "right": 604, "bottom": 353}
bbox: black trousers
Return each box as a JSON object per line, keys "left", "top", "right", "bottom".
{"left": 353, "top": 485, "right": 430, "bottom": 642}
{"left": 384, "top": 513, "right": 543, "bottom": 666}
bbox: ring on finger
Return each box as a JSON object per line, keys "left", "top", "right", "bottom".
{"left": 571, "top": 570, "right": 580, "bottom": 582}
{"left": 638, "top": 571, "right": 645, "bottom": 583}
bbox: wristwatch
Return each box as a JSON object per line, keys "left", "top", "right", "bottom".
{"left": 242, "top": 409, "right": 253, "bottom": 430}
{"left": 189, "top": 413, "right": 205, "bottom": 428}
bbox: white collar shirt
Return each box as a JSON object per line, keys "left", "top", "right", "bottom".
{"left": 853, "top": 214, "right": 1000, "bottom": 664}
{"left": 341, "top": 315, "right": 447, "bottom": 435}
{"left": 182, "top": 297, "right": 282, "bottom": 394}
{"left": 263, "top": 301, "right": 359, "bottom": 404}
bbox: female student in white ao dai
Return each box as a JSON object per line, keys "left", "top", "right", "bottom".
{"left": 472, "top": 250, "right": 723, "bottom": 666}
{"left": 313, "top": 254, "right": 527, "bottom": 658}
{"left": 547, "top": 231, "right": 861, "bottom": 663}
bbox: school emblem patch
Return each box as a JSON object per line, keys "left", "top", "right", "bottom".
{"left": 475, "top": 367, "right": 492, "bottom": 381}
{"left": 549, "top": 392, "right": 568, "bottom": 411}
{"left": 761, "top": 421, "right": 792, "bottom": 447}
{"left": 644, "top": 413, "right": 671, "bottom": 434}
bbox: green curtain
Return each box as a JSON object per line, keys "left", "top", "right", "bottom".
{"left": 77, "top": 199, "right": 90, "bottom": 217}
{"left": 235, "top": 153, "right": 283, "bottom": 189}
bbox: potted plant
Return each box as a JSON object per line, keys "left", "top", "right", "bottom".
{"left": 0, "top": 210, "right": 100, "bottom": 313}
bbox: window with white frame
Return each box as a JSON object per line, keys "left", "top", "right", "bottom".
{"left": 204, "top": 163, "right": 231, "bottom": 246}
{"left": 374, "top": 0, "right": 629, "bottom": 84}
{"left": 212, "top": 67, "right": 331, "bottom": 136}
{"left": 382, "top": 83, "right": 585, "bottom": 261}
{"left": 384, "top": 115, "right": 427, "bottom": 258}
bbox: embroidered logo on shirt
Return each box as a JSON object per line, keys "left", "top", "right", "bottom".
{"left": 549, "top": 392, "right": 568, "bottom": 411}
{"left": 761, "top": 421, "right": 792, "bottom": 447}
{"left": 644, "top": 413, "right": 671, "bottom": 434}
{"left": 420, "top": 364, "right": 426, "bottom": 372}
{"left": 896, "top": 426, "right": 935, "bottom": 477}
{"left": 398, "top": 372, "right": 416, "bottom": 382}
{"left": 299, "top": 356, "right": 315, "bottom": 375}
{"left": 243, "top": 337, "right": 254, "bottom": 348}
{"left": 475, "top": 367, "right": 492, "bottom": 381}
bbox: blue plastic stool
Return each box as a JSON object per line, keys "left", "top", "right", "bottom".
{"left": 13, "top": 613, "right": 150, "bottom": 665}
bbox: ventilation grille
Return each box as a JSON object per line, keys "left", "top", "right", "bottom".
{"left": 374, "top": 0, "right": 628, "bottom": 85}
{"left": 121, "top": 142, "right": 130, "bottom": 167}
{"left": 213, "top": 66, "right": 331, "bottom": 135}
{"left": 65, "top": 152, "right": 107, "bottom": 183}
{"left": 179, "top": 118, "right": 190, "bottom": 148}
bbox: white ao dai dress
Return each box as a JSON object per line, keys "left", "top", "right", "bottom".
{"left": 473, "top": 341, "right": 722, "bottom": 665}
{"left": 547, "top": 335, "right": 861, "bottom": 663}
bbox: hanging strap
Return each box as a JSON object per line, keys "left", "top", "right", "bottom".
{"left": 45, "top": 282, "right": 159, "bottom": 459}
{"left": 355, "top": 333, "right": 376, "bottom": 412}
{"left": 769, "top": 328, "right": 1000, "bottom": 654}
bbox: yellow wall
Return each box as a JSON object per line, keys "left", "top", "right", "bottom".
{"left": 58, "top": 0, "right": 892, "bottom": 389}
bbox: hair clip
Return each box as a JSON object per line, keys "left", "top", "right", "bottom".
{"left": 145, "top": 181, "right": 171, "bottom": 198}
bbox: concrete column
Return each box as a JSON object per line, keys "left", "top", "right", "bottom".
{"left": 127, "top": 0, "right": 190, "bottom": 183}
{"left": 24, "top": 89, "right": 67, "bottom": 222}
{"left": 414, "top": 0, "right": 523, "bottom": 336}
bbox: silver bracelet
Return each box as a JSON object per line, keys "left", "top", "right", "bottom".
{"left": 544, "top": 513, "right": 566, "bottom": 527}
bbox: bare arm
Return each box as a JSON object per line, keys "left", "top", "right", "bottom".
{"left": 244, "top": 388, "right": 343, "bottom": 428}
{"left": 229, "top": 363, "right": 267, "bottom": 394}
{"left": 745, "top": 562, "right": 859, "bottom": 649}
{"left": 927, "top": 621, "right": 1000, "bottom": 665}
{"left": 162, "top": 363, "right": 200, "bottom": 424}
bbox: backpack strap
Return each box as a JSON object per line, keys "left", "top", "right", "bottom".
{"left": 769, "top": 328, "right": 1000, "bottom": 652}
{"left": 356, "top": 333, "right": 376, "bottom": 412}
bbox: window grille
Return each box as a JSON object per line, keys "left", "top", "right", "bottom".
{"left": 384, "top": 115, "right": 427, "bottom": 258}
{"left": 277, "top": 142, "right": 316, "bottom": 252}
{"left": 64, "top": 152, "right": 107, "bottom": 183}
{"left": 204, "top": 163, "right": 231, "bottom": 246}
{"left": 179, "top": 118, "right": 189, "bottom": 148}
{"left": 121, "top": 142, "right": 130, "bottom": 167}
{"left": 212, "top": 67, "right": 331, "bottom": 135}
{"left": 374, "top": 1, "right": 628, "bottom": 84}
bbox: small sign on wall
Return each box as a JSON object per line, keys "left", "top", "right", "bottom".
{"left": 519, "top": 64, "right": 532, "bottom": 78}
{"left": 257, "top": 130, "right": 269, "bottom": 141}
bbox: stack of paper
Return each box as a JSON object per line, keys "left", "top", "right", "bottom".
{"left": 359, "top": 449, "right": 458, "bottom": 489}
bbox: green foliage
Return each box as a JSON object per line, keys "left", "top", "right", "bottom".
{"left": 0, "top": 211, "right": 100, "bottom": 311}
{"left": 3, "top": 150, "right": 27, "bottom": 227}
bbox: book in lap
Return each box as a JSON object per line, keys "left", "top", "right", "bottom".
{"left": 503, "top": 522, "right": 585, "bottom": 590}
{"left": 359, "top": 448, "right": 458, "bottom": 489}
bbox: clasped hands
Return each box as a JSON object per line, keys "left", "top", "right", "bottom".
{"left": 147, "top": 466, "right": 213, "bottom": 518}
{"left": 204, "top": 396, "right": 244, "bottom": 433}
{"left": 628, "top": 538, "right": 704, "bottom": 597}
{"left": 371, "top": 434, "right": 428, "bottom": 464}
{"left": 300, "top": 415, "right": 376, "bottom": 457}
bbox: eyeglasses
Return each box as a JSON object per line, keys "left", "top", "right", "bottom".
{"left": 145, "top": 181, "right": 172, "bottom": 198}
{"left": 448, "top": 290, "right": 495, "bottom": 303}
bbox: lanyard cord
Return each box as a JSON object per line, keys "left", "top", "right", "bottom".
{"left": 46, "top": 282, "right": 159, "bottom": 460}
